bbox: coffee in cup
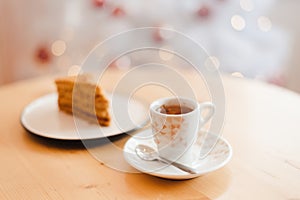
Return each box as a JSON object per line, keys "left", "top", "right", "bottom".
{"left": 156, "top": 104, "right": 193, "bottom": 115}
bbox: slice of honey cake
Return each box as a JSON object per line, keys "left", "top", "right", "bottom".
{"left": 55, "top": 75, "right": 110, "bottom": 126}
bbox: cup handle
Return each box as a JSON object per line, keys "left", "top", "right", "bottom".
{"left": 198, "top": 102, "right": 215, "bottom": 125}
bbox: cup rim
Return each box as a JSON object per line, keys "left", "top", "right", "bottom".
{"left": 150, "top": 97, "right": 199, "bottom": 117}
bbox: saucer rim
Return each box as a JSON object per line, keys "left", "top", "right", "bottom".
{"left": 123, "top": 128, "right": 232, "bottom": 180}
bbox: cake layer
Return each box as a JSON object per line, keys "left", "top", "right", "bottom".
{"left": 58, "top": 104, "right": 109, "bottom": 118}
{"left": 58, "top": 97, "right": 109, "bottom": 110}
{"left": 59, "top": 105, "right": 110, "bottom": 126}
{"left": 55, "top": 75, "right": 111, "bottom": 126}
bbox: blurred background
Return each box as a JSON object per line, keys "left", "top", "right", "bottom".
{"left": 0, "top": 0, "right": 299, "bottom": 92}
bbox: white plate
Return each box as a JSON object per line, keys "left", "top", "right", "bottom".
{"left": 123, "top": 129, "right": 232, "bottom": 180}
{"left": 21, "top": 93, "right": 149, "bottom": 140}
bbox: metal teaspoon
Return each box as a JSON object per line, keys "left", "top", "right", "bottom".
{"left": 135, "top": 144, "right": 198, "bottom": 174}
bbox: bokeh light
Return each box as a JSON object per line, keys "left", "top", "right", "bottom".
{"left": 115, "top": 55, "right": 131, "bottom": 70}
{"left": 231, "top": 15, "right": 246, "bottom": 31}
{"left": 240, "top": 0, "right": 254, "bottom": 12}
{"left": 231, "top": 72, "right": 244, "bottom": 78}
{"left": 205, "top": 56, "right": 220, "bottom": 71}
{"left": 51, "top": 40, "right": 67, "bottom": 56}
{"left": 159, "top": 47, "right": 174, "bottom": 61}
{"left": 257, "top": 16, "right": 272, "bottom": 32}
{"left": 68, "top": 65, "right": 81, "bottom": 76}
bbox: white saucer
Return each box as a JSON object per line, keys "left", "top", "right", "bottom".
{"left": 21, "top": 93, "right": 149, "bottom": 140}
{"left": 123, "top": 129, "right": 232, "bottom": 180}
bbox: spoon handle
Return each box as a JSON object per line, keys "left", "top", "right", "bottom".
{"left": 158, "top": 157, "right": 198, "bottom": 174}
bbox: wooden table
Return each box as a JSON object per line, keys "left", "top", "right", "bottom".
{"left": 0, "top": 69, "right": 299, "bottom": 199}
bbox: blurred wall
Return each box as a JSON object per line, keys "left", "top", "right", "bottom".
{"left": 1, "top": 0, "right": 300, "bottom": 93}
{"left": 270, "top": 0, "right": 300, "bottom": 93}
{"left": 0, "top": 0, "right": 67, "bottom": 85}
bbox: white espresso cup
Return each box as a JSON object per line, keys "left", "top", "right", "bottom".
{"left": 150, "top": 97, "right": 215, "bottom": 164}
